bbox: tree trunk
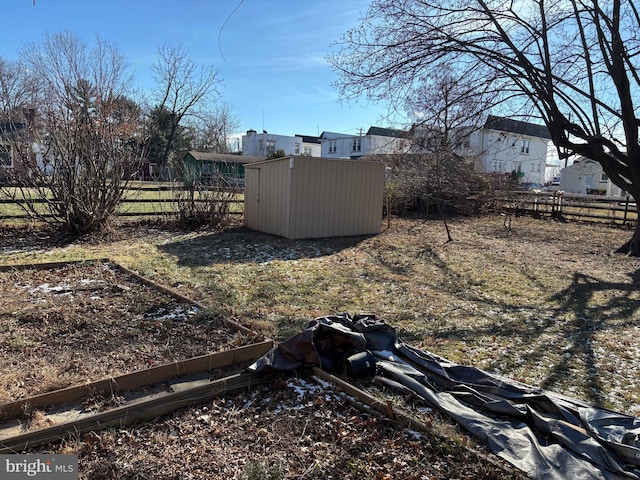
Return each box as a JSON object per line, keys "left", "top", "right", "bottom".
{"left": 615, "top": 194, "right": 640, "bottom": 256}
{"left": 616, "top": 220, "right": 640, "bottom": 256}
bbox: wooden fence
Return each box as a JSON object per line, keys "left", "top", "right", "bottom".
{"left": 1, "top": 186, "right": 638, "bottom": 226}
{"left": 0, "top": 185, "right": 245, "bottom": 220}
{"left": 505, "top": 191, "right": 638, "bottom": 225}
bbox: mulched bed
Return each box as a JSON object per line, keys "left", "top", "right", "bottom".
{"left": 37, "top": 375, "right": 521, "bottom": 480}
{"left": 0, "top": 260, "right": 256, "bottom": 403}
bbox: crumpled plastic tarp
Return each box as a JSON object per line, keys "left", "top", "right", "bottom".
{"left": 248, "top": 313, "right": 640, "bottom": 480}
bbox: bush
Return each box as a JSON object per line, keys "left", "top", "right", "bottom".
{"left": 172, "top": 174, "right": 238, "bottom": 229}
{"left": 385, "top": 152, "right": 492, "bottom": 217}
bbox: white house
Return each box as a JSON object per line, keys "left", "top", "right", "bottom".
{"left": 472, "top": 116, "right": 552, "bottom": 187}
{"left": 559, "top": 156, "right": 625, "bottom": 196}
{"left": 318, "top": 118, "right": 550, "bottom": 187}
{"left": 320, "top": 127, "right": 411, "bottom": 159}
{"left": 241, "top": 130, "right": 321, "bottom": 157}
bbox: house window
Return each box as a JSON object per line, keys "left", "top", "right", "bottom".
{"left": 294, "top": 143, "right": 300, "bottom": 155}
{"left": 265, "top": 139, "right": 276, "bottom": 155}
{"left": 328, "top": 140, "right": 337, "bottom": 154}
{"left": 0, "top": 145, "right": 12, "bottom": 167}
{"left": 493, "top": 161, "right": 503, "bottom": 171}
{"left": 303, "top": 146, "right": 312, "bottom": 156}
{"left": 521, "top": 140, "right": 530, "bottom": 154}
{"left": 600, "top": 172, "right": 608, "bottom": 182}
{"left": 352, "top": 137, "right": 362, "bottom": 152}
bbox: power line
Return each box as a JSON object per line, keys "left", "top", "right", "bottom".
{"left": 218, "top": 0, "right": 245, "bottom": 62}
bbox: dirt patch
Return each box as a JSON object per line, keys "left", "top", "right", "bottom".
{"left": 0, "top": 260, "right": 255, "bottom": 404}
{"left": 33, "top": 375, "right": 520, "bottom": 480}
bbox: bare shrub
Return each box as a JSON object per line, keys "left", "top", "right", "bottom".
{"left": 385, "top": 152, "right": 489, "bottom": 217}
{"left": 1, "top": 32, "right": 145, "bottom": 234}
{"left": 173, "top": 173, "right": 238, "bottom": 229}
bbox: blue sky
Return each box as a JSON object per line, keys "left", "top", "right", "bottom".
{"left": 1, "top": 0, "right": 393, "bottom": 139}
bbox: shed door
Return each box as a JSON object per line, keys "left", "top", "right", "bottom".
{"left": 244, "top": 167, "right": 261, "bottom": 230}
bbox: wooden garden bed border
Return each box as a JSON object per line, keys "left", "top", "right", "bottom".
{"left": 0, "top": 258, "right": 274, "bottom": 453}
{"left": 0, "top": 370, "right": 268, "bottom": 454}
{"left": 0, "top": 341, "right": 273, "bottom": 422}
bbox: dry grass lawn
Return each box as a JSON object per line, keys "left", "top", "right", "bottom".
{"left": 1, "top": 214, "right": 638, "bottom": 414}
{"left": 0, "top": 214, "right": 639, "bottom": 478}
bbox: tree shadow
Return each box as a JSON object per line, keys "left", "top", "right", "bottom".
{"left": 537, "top": 270, "right": 640, "bottom": 403}
{"left": 0, "top": 223, "right": 83, "bottom": 254}
{"left": 428, "top": 268, "right": 640, "bottom": 406}
{"left": 157, "top": 226, "right": 372, "bottom": 267}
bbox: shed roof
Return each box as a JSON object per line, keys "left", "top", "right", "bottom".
{"left": 187, "top": 151, "right": 265, "bottom": 164}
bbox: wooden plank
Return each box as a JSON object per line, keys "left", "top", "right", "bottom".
{"left": 0, "top": 371, "right": 267, "bottom": 454}
{"left": 0, "top": 341, "right": 273, "bottom": 421}
{"left": 0, "top": 258, "right": 108, "bottom": 272}
{"left": 112, "top": 262, "right": 253, "bottom": 334}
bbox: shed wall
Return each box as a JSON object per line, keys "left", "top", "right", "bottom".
{"left": 245, "top": 156, "right": 384, "bottom": 239}
{"left": 288, "top": 157, "right": 384, "bottom": 239}
{"left": 244, "top": 159, "right": 291, "bottom": 237}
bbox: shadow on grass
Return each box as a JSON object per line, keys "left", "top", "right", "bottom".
{"left": 425, "top": 266, "right": 640, "bottom": 407}
{"left": 539, "top": 271, "right": 640, "bottom": 404}
{"left": 158, "top": 226, "right": 371, "bottom": 267}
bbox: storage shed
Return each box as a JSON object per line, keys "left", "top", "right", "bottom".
{"left": 244, "top": 156, "right": 385, "bottom": 239}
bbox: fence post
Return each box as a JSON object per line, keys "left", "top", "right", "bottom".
{"left": 623, "top": 196, "right": 630, "bottom": 226}
{"left": 558, "top": 192, "right": 564, "bottom": 216}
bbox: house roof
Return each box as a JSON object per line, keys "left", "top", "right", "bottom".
{"left": 484, "top": 115, "right": 552, "bottom": 140}
{"left": 560, "top": 156, "right": 603, "bottom": 173}
{"left": 186, "top": 151, "right": 265, "bottom": 164}
{"left": 320, "top": 127, "right": 408, "bottom": 140}
{"left": 319, "top": 131, "right": 351, "bottom": 139}
{"left": 295, "top": 134, "right": 321, "bottom": 144}
{"left": 366, "top": 126, "right": 407, "bottom": 138}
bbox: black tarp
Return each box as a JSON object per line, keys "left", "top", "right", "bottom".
{"left": 248, "top": 313, "right": 640, "bottom": 480}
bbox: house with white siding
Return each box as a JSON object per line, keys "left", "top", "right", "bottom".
{"left": 472, "top": 116, "right": 552, "bottom": 187}
{"left": 559, "top": 156, "right": 625, "bottom": 196}
{"left": 318, "top": 118, "right": 550, "bottom": 187}
{"left": 241, "top": 130, "right": 320, "bottom": 157}
{"left": 320, "top": 127, "right": 411, "bottom": 159}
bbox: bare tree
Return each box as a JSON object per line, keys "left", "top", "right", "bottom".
{"left": 330, "top": 0, "right": 640, "bottom": 255}
{"left": 150, "top": 43, "right": 221, "bottom": 166}
{"left": 1, "top": 31, "right": 145, "bottom": 233}
{"left": 190, "top": 102, "right": 239, "bottom": 153}
{"left": 406, "top": 63, "right": 499, "bottom": 149}
{"left": 0, "top": 59, "right": 39, "bottom": 120}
